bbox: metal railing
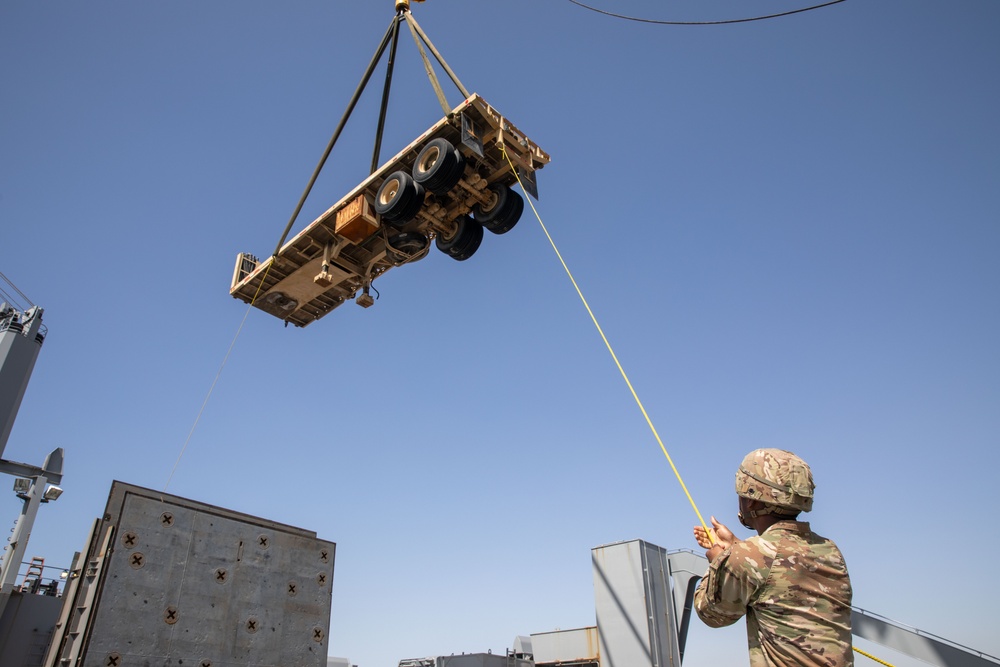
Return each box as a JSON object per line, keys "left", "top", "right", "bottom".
{"left": 852, "top": 606, "right": 1000, "bottom": 665}
{"left": 0, "top": 271, "right": 46, "bottom": 339}
{"left": 0, "top": 270, "right": 35, "bottom": 312}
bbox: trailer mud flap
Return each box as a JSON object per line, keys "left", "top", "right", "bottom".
{"left": 517, "top": 166, "right": 539, "bottom": 200}
{"left": 460, "top": 113, "right": 485, "bottom": 158}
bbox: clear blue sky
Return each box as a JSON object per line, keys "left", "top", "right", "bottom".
{"left": 2, "top": 2, "right": 998, "bottom": 666}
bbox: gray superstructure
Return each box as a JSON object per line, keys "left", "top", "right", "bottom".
{"left": 0, "top": 285, "right": 45, "bottom": 460}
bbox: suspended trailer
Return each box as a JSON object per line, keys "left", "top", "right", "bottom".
{"left": 230, "top": 1, "right": 552, "bottom": 328}
{"left": 230, "top": 94, "right": 548, "bottom": 327}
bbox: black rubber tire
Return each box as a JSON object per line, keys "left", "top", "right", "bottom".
{"left": 375, "top": 171, "right": 425, "bottom": 225}
{"left": 482, "top": 188, "right": 523, "bottom": 235}
{"left": 413, "top": 138, "right": 463, "bottom": 196}
{"left": 473, "top": 183, "right": 512, "bottom": 225}
{"left": 435, "top": 215, "right": 483, "bottom": 261}
{"left": 447, "top": 148, "right": 466, "bottom": 190}
{"left": 386, "top": 231, "right": 429, "bottom": 262}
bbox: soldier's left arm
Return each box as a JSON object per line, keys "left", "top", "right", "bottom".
{"left": 693, "top": 544, "right": 764, "bottom": 628}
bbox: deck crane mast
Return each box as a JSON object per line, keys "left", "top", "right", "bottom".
{"left": 0, "top": 274, "right": 64, "bottom": 626}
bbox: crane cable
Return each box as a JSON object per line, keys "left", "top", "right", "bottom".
{"left": 501, "top": 147, "right": 897, "bottom": 667}
{"left": 567, "top": 0, "right": 848, "bottom": 26}
{"left": 500, "top": 147, "right": 714, "bottom": 544}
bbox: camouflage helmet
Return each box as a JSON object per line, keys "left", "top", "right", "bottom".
{"left": 735, "top": 448, "right": 814, "bottom": 513}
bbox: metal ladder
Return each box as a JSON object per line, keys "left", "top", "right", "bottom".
{"left": 19, "top": 555, "right": 44, "bottom": 591}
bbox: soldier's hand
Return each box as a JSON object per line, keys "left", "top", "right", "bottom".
{"left": 694, "top": 517, "right": 732, "bottom": 562}
{"left": 710, "top": 516, "right": 736, "bottom": 550}
{"left": 693, "top": 524, "right": 713, "bottom": 549}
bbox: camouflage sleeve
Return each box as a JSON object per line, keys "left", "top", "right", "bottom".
{"left": 694, "top": 543, "right": 768, "bottom": 629}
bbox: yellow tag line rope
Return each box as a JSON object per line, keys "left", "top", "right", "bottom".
{"left": 503, "top": 149, "right": 897, "bottom": 667}
{"left": 853, "top": 647, "right": 896, "bottom": 666}
{"left": 499, "top": 147, "right": 713, "bottom": 544}
{"left": 163, "top": 262, "right": 275, "bottom": 492}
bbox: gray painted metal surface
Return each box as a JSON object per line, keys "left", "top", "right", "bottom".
{"left": 592, "top": 540, "right": 681, "bottom": 667}
{"left": 0, "top": 449, "right": 63, "bottom": 596}
{"left": 41, "top": 523, "right": 96, "bottom": 667}
{"left": 398, "top": 655, "right": 532, "bottom": 667}
{"left": 853, "top": 607, "right": 1000, "bottom": 667}
{"left": 50, "top": 481, "right": 335, "bottom": 667}
{"left": 663, "top": 550, "right": 704, "bottom": 625}
{"left": 663, "top": 550, "right": 708, "bottom": 662}
{"left": 0, "top": 304, "right": 44, "bottom": 459}
{"left": 0, "top": 590, "right": 63, "bottom": 667}
{"left": 530, "top": 626, "right": 599, "bottom": 665}
{"left": 0, "top": 474, "right": 48, "bottom": 593}
{"left": 512, "top": 635, "right": 533, "bottom": 658}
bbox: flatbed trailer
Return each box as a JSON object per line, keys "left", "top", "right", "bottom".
{"left": 230, "top": 93, "right": 549, "bottom": 327}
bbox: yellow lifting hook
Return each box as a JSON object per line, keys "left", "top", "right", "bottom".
{"left": 395, "top": 0, "right": 425, "bottom": 12}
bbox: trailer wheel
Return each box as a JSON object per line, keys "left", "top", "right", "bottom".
{"left": 435, "top": 215, "right": 483, "bottom": 261}
{"left": 387, "top": 231, "right": 429, "bottom": 263}
{"left": 474, "top": 183, "right": 523, "bottom": 234}
{"left": 473, "top": 182, "right": 509, "bottom": 224}
{"left": 375, "top": 171, "right": 425, "bottom": 225}
{"left": 484, "top": 189, "right": 523, "bottom": 235}
{"left": 412, "top": 138, "right": 464, "bottom": 196}
{"left": 449, "top": 148, "right": 466, "bottom": 188}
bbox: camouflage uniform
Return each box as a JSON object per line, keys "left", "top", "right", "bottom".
{"left": 694, "top": 520, "right": 854, "bottom": 667}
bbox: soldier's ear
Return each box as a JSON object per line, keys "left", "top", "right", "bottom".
{"left": 746, "top": 498, "right": 765, "bottom": 512}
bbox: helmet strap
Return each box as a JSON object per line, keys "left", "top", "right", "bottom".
{"left": 747, "top": 503, "right": 797, "bottom": 519}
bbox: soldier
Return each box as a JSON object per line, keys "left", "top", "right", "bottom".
{"left": 692, "top": 449, "right": 853, "bottom": 667}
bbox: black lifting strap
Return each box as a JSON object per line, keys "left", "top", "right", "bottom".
{"left": 405, "top": 10, "right": 471, "bottom": 111}
{"left": 272, "top": 15, "right": 399, "bottom": 257}
{"left": 272, "top": 9, "right": 472, "bottom": 258}
{"left": 371, "top": 14, "right": 402, "bottom": 175}
{"left": 373, "top": 9, "right": 471, "bottom": 169}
